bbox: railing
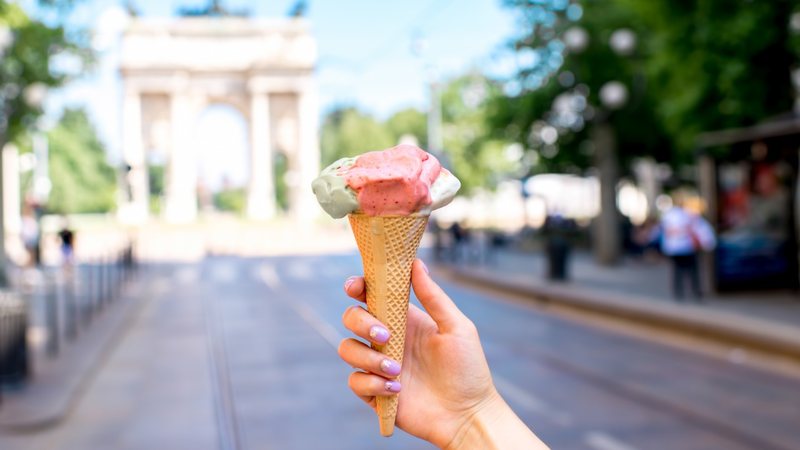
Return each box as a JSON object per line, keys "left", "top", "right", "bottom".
{"left": 0, "top": 241, "right": 138, "bottom": 390}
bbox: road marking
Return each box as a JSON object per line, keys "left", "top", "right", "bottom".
{"left": 493, "top": 376, "right": 574, "bottom": 426}
{"left": 209, "top": 262, "right": 237, "bottom": 284}
{"left": 291, "top": 300, "right": 345, "bottom": 349}
{"left": 257, "top": 262, "right": 342, "bottom": 349}
{"left": 175, "top": 267, "right": 199, "bottom": 285}
{"left": 257, "top": 264, "right": 281, "bottom": 289}
{"left": 286, "top": 261, "right": 314, "bottom": 281}
{"left": 585, "top": 431, "right": 639, "bottom": 450}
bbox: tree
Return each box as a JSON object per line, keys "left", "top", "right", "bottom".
{"left": 46, "top": 108, "right": 116, "bottom": 214}
{"left": 0, "top": 0, "right": 84, "bottom": 285}
{"left": 319, "top": 106, "right": 394, "bottom": 166}
{"left": 499, "top": 0, "right": 799, "bottom": 167}
{"left": 439, "top": 73, "right": 518, "bottom": 193}
{"left": 385, "top": 108, "right": 427, "bottom": 148}
{"left": 625, "top": 0, "right": 797, "bottom": 155}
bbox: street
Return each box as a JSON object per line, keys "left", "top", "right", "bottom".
{"left": 2, "top": 252, "right": 799, "bottom": 450}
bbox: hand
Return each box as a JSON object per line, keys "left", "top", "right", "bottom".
{"left": 339, "top": 259, "right": 501, "bottom": 448}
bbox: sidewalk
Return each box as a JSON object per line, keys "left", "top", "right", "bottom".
{"left": 435, "top": 247, "right": 800, "bottom": 359}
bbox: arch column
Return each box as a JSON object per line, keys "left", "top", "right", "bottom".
{"left": 164, "top": 92, "right": 198, "bottom": 223}
{"left": 119, "top": 88, "right": 149, "bottom": 224}
{"left": 292, "top": 86, "right": 320, "bottom": 221}
{"left": 246, "top": 91, "right": 276, "bottom": 220}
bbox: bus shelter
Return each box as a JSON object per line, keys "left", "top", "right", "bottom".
{"left": 696, "top": 113, "right": 800, "bottom": 292}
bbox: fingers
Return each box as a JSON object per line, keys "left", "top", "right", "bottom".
{"left": 411, "top": 259, "right": 465, "bottom": 333}
{"left": 342, "top": 305, "right": 390, "bottom": 345}
{"left": 348, "top": 371, "right": 402, "bottom": 398}
{"left": 344, "top": 276, "right": 366, "bottom": 303}
{"left": 338, "top": 338, "right": 402, "bottom": 378}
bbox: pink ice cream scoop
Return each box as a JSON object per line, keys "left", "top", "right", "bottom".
{"left": 341, "top": 144, "right": 442, "bottom": 216}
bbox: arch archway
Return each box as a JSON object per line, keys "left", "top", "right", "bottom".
{"left": 118, "top": 17, "right": 320, "bottom": 223}
{"left": 194, "top": 104, "right": 249, "bottom": 214}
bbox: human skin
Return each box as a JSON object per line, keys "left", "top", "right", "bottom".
{"left": 339, "top": 259, "right": 550, "bottom": 449}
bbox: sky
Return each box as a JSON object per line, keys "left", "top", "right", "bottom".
{"left": 25, "top": 0, "right": 520, "bottom": 190}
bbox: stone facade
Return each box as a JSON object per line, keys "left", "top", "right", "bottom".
{"left": 119, "top": 17, "right": 320, "bottom": 223}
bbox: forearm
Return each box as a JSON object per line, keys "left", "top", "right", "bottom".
{"left": 444, "top": 393, "right": 550, "bottom": 450}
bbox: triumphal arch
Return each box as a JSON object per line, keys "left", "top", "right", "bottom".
{"left": 118, "top": 16, "right": 320, "bottom": 223}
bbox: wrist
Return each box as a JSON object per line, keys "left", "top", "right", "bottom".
{"left": 441, "top": 390, "right": 507, "bottom": 450}
{"left": 442, "top": 389, "right": 548, "bottom": 450}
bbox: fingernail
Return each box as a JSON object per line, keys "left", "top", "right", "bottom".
{"left": 344, "top": 276, "right": 357, "bottom": 292}
{"left": 385, "top": 380, "right": 402, "bottom": 393}
{"left": 420, "top": 260, "right": 429, "bottom": 274}
{"left": 368, "top": 326, "right": 390, "bottom": 343}
{"left": 380, "top": 359, "right": 401, "bottom": 376}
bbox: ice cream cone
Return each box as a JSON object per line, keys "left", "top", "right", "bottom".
{"left": 348, "top": 213, "right": 429, "bottom": 437}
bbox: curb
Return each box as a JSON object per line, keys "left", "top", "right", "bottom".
{"left": 439, "top": 265, "right": 800, "bottom": 361}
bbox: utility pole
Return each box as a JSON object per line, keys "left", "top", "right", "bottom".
{"left": 427, "top": 80, "right": 442, "bottom": 157}
{"left": 412, "top": 34, "right": 443, "bottom": 158}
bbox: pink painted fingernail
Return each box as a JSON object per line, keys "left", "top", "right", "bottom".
{"left": 368, "top": 326, "right": 390, "bottom": 344}
{"left": 385, "top": 380, "right": 402, "bottom": 393}
{"left": 380, "top": 359, "right": 401, "bottom": 376}
{"left": 344, "top": 276, "right": 357, "bottom": 292}
{"left": 420, "top": 260, "right": 429, "bottom": 274}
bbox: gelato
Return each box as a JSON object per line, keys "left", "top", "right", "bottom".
{"left": 312, "top": 144, "right": 460, "bottom": 218}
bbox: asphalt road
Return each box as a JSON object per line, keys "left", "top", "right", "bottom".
{"left": 3, "top": 253, "right": 799, "bottom": 450}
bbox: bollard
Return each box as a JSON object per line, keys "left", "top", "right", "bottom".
{"left": 65, "top": 266, "right": 77, "bottom": 340}
{"left": 86, "top": 258, "right": 96, "bottom": 320}
{"left": 81, "top": 262, "right": 92, "bottom": 326}
{"left": 96, "top": 256, "right": 104, "bottom": 311}
{"left": 45, "top": 271, "right": 59, "bottom": 358}
{"left": 106, "top": 252, "right": 113, "bottom": 302}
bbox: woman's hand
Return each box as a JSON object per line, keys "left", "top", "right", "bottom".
{"left": 339, "top": 259, "right": 503, "bottom": 448}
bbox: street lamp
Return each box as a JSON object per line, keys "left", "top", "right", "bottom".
{"left": 599, "top": 81, "right": 629, "bottom": 110}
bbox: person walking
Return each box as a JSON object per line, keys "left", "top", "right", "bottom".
{"left": 58, "top": 217, "right": 75, "bottom": 269}
{"left": 20, "top": 205, "right": 40, "bottom": 268}
{"left": 659, "top": 194, "right": 716, "bottom": 300}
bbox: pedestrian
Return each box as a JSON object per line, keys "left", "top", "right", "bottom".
{"left": 58, "top": 217, "right": 75, "bottom": 269}
{"left": 338, "top": 260, "right": 550, "bottom": 449}
{"left": 20, "top": 205, "right": 39, "bottom": 268}
{"left": 659, "top": 193, "right": 716, "bottom": 300}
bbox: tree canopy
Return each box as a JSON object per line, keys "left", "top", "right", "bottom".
{"left": 46, "top": 108, "right": 116, "bottom": 214}
{"left": 497, "top": 0, "right": 800, "bottom": 171}
{"left": 320, "top": 106, "right": 395, "bottom": 166}
{"left": 0, "top": 2, "right": 71, "bottom": 144}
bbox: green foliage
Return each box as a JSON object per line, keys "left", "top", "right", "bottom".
{"left": 147, "top": 164, "right": 164, "bottom": 213}
{"left": 274, "top": 153, "right": 289, "bottom": 211}
{"left": 46, "top": 108, "right": 117, "bottom": 214}
{"left": 499, "top": 0, "right": 798, "bottom": 170}
{"left": 622, "top": 0, "right": 796, "bottom": 153}
{"left": 439, "top": 73, "right": 518, "bottom": 192}
{"left": 385, "top": 108, "right": 427, "bottom": 148}
{"left": 0, "top": 3, "right": 68, "bottom": 143}
{"left": 214, "top": 187, "right": 246, "bottom": 214}
{"left": 320, "top": 107, "right": 394, "bottom": 166}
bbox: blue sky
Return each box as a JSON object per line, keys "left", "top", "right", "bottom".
{"left": 25, "top": 0, "right": 519, "bottom": 188}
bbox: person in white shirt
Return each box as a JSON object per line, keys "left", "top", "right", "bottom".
{"left": 659, "top": 197, "right": 716, "bottom": 300}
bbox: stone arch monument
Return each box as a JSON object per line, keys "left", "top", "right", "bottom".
{"left": 119, "top": 17, "right": 320, "bottom": 223}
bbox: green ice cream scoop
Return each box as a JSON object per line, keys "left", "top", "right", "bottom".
{"left": 311, "top": 157, "right": 359, "bottom": 219}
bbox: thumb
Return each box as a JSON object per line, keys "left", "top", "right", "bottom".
{"left": 411, "top": 259, "right": 464, "bottom": 332}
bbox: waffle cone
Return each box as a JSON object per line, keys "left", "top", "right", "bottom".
{"left": 348, "top": 213, "right": 429, "bottom": 437}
